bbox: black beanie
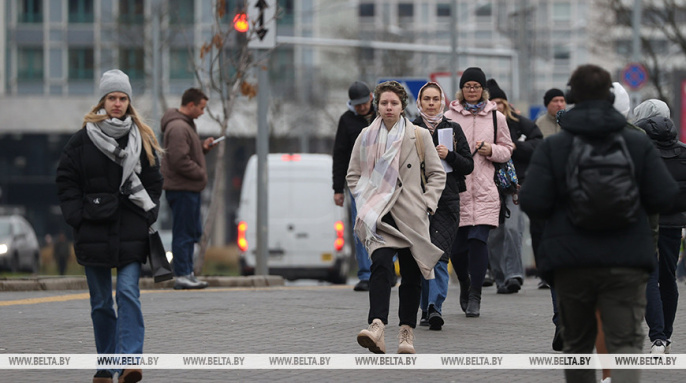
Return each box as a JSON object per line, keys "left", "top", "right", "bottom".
{"left": 459, "top": 67, "right": 487, "bottom": 89}
{"left": 543, "top": 88, "right": 565, "bottom": 106}
{"left": 486, "top": 79, "right": 507, "bottom": 100}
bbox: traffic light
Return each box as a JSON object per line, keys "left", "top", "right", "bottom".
{"left": 233, "top": 13, "right": 248, "bottom": 33}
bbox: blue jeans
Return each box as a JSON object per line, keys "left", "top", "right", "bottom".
{"left": 645, "top": 227, "right": 681, "bottom": 342}
{"left": 420, "top": 260, "right": 449, "bottom": 314}
{"left": 166, "top": 190, "right": 202, "bottom": 276}
{"left": 349, "top": 189, "right": 371, "bottom": 281}
{"left": 85, "top": 262, "right": 144, "bottom": 374}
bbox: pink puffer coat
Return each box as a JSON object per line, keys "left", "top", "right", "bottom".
{"left": 444, "top": 100, "right": 514, "bottom": 227}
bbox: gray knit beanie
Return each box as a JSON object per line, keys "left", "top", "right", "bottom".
{"left": 98, "top": 69, "right": 132, "bottom": 101}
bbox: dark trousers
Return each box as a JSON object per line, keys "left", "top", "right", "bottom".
{"left": 450, "top": 225, "right": 491, "bottom": 291}
{"left": 555, "top": 267, "right": 648, "bottom": 383}
{"left": 368, "top": 247, "right": 422, "bottom": 328}
{"left": 166, "top": 190, "right": 202, "bottom": 276}
{"left": 645, "top": 226, "right": 681, "bottom": 341}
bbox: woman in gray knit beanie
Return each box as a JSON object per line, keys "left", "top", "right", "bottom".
{"left": 56, "top": 69, "right": 163, "bottom": 383}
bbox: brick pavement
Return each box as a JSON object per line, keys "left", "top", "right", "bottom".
{"left": 1, "top": 277, "right": 684, "bottom": 382}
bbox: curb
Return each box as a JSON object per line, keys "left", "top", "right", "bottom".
{"left": 0, "top": 275, "right": 284, "bottom": 292}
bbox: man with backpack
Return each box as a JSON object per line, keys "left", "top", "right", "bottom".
{"left": 520, "top": 64, "right": 678, "bottom": 383}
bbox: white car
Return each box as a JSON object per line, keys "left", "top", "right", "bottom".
{"left": 0, "top": 215, "right": 41, "bottom": 273}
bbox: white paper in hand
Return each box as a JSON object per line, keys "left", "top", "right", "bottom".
{"left": 437, "top": 128, "right": 453, "bottom": 173}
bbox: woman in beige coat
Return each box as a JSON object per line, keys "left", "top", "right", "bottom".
{"left": 347, "top": 81, "right": 446, "bottom": 354}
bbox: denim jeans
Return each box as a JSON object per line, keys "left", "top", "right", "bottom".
{"left": 349, "top": 189, "right": 371, "bottom": 281}
{"left": 487, "top": 197, "right": 524, "bottom": 287}
{"left": 420, "top": 260, "right": 449, "bottom": 314}
{"left": 166, "top": 190, "right": 202, "bottom": 276}
{"left": 85, "top": 262, "right": 144, "bottom": 374}
{"left": 645, "top": 227, "right": 681, "bottom": 342}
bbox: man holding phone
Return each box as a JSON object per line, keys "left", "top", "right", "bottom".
{"left": 161, "top": 88, "right": 217, "bottom": 289}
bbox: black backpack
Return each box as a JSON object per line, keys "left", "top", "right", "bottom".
{"left": 565, "top": 131, "right": 641, "bottom": 230}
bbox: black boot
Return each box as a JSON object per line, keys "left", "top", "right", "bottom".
{"left": 465, "top": 289, "right": 481, "bottom": 318}
{"left": 459, "top": 277, "right": 471, "bottom": 313}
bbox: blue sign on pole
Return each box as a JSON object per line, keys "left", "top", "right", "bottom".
{"left": 622, "top": 63, "right": 648, "bottom": 90}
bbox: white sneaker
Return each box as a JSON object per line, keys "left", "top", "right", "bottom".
{"left": 650, "top": 339, "right": 667, "bottom": 354}
{"left": 600, "top": 377, "right": 611, "bottom": 383}
{"left": 357, "top": 319, "right": 385, "bottom": 354}
{"left": 173, "top": 273, "right": 208, "bottom": 290}
{"left": 665, "top": 339, "right": 672, "bottom": 354}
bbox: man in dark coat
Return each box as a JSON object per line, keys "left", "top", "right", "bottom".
{"left": 332, "top": 81, "right": 376, "bottom": 291}
{"left": 161, "top": 88, "right": 217, "bottom": 289}
{"left": 520, "top": 64, "right": 678, "bottom": 383}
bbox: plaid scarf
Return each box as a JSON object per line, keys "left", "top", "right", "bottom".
{"left": 86, "top": 111, "right": 156, "bottom": 212}
{"left": 416, "top": 82, "right": 446, "bottom": 134}
{"left": 352, "top": 116, "right": 405, "bottom": 249}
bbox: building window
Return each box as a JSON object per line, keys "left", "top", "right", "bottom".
{"left": 359, "top": 3, "right": 374, "bottom": 17}
{"left": 170, "top": 49, "right": 194, "bottom": 79}
{"left": 119, "top": 48, "right": 145, "bottom": 80}
{"left": 437, "top": 3, "right": 451, "bottom": 17}
{"left": 475, "top": 2, "right": 492, "bottom": 17}
{"left": 169, "top": 0, "right": 194, "bottom": 25}
{"left": 18, "top": 0, "right": 43, "bottom": 23}
{"left": 278, "top": 0, "right": 294, "bottom": 25}
{"left": 69, "top": 48, "right": 94, "bottom": 80}
{"left": 68, "top": 0, "right": 94, "bottom": 23}
{"left": 552, "top": 2, "right": 571, "bottom": 22}
{"left": 553, "top": 46, "right": 571, "bottom": 60}
{"left": 398, "top": 3, "right": 413, "bottom": 18}
{"left": 120, "top": 0, "right": 144, "bottom": 24}
{"left": 18, "top": 48, "right": 44, "bottom": 80}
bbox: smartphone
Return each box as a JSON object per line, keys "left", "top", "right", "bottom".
{"left": 212, "top": 136, "right": 226, "bottom": 145}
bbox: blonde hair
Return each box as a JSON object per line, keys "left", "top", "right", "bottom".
{"left": 499, "top": 100, "right": 520, "bottom": 123}
{"left": 82, "top": 99, "right": 163, "bottom": 165}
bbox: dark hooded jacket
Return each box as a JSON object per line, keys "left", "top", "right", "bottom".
{"left": 520, "top": 100, "right": 678, "bottom": 283}
{"left": 635, "top": 116, "right": 686, "bottom": 227}
{"left": 56, "top": 129, "right": 163, "bottom": 268}
{"left": 332, "top": 104, "right": 376, "bottom": 194}
{"left": 505, "top": 112, "right": 543, "bottom": 183}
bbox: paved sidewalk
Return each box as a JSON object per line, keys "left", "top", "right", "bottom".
{"left": 1, "top": 277, "right": 684, "bottom": 382}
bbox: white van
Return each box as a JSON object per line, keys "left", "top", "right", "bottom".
{"left": 236, "top": 153, "right": 352, "bottom": 284}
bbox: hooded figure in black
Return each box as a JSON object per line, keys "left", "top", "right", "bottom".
{"left": 634, "top": 103, "right": 686, "bottom": 354}
{"left": 520, "top": 64, "right": 677, "bottom": 383}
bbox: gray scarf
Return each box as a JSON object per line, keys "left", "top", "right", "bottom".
{"left": 86, "top": 110, "right": 156, "bottom": 212}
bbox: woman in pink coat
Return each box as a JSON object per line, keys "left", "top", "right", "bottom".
{"left": 444, "top": 67, "right": 514, "bottom": 318}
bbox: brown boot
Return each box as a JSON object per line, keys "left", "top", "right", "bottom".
{"left": 397, "top": 325, "right": 416, "bottom": 354}
{"left": 118, "top": 368, "right": 142, "bottom": 383}
{"left": 357, "top": 318, "right": 386, "bottom": 354}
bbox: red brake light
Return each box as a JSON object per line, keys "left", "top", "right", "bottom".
{"left": 237, "top": 221, "right": 248, "bottom": 252}
{"left": 280, "top": 154, "right": 302, "bottom": 162}
{"left": 334, "top": 220, "right": 345, "bottom": 251}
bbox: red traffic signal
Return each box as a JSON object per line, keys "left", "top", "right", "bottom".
{"left": 233, "top": 13, "right": 249, "bottom": 33}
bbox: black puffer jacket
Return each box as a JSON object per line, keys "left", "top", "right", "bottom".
{"left": 56, "top": 128, "right": 163, "bottom": 268}
{"left": 332, "top": 106, "right": 375, "bottom": 193}
{"left": 413, "top": 116, "right": 474, "bottom": 261}
{"left": 520, "top": 100, "right": 678, "bottom": 284}
{"left": 636, "top": 116, "right": 686, "bottom": 227}
{"left": 506, "top": 112, "right": 543, "bottom": 183}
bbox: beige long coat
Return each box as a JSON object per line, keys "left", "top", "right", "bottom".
{"left": 346, "top": 118, "right": 446, "bottom": 279}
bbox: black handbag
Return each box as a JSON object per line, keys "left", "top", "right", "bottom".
{"left": 148, "top": 229, "right": 173, "bottom": 283}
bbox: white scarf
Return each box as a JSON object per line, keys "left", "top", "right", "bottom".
{"left": 86, "top": 110, "right": 156, "bottom": 212}
{"left": 353, "top": 116, "right": 405, "bottom": 250}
